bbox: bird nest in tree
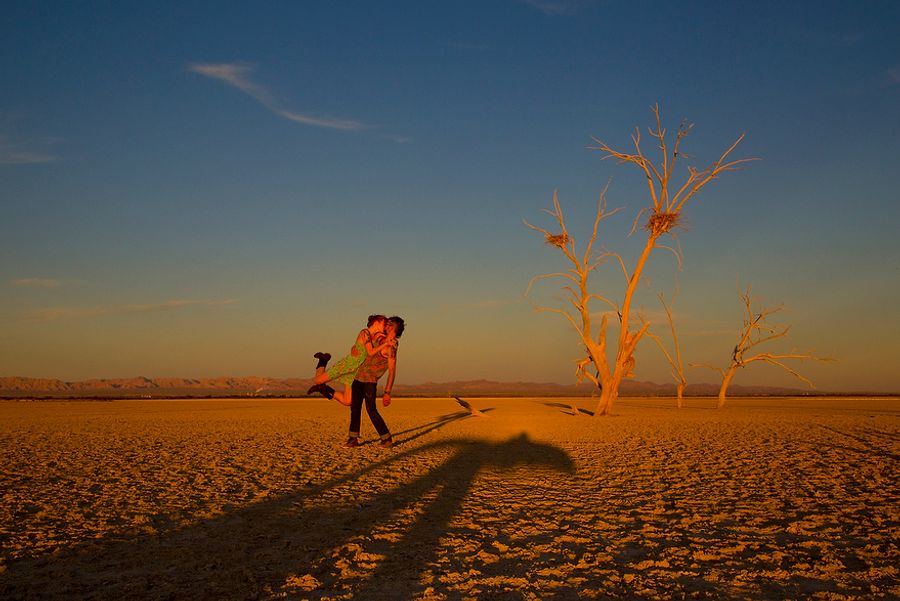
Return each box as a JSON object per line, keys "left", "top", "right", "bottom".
{"left": 545, "top": 233, "right": 570, "bottom": 248}
{"left": 646, "top": 212, "right": 681, "bottom": 235}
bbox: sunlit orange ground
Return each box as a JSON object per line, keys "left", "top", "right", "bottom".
{"left": 1, "top": 397, "right": 897, "bottom": 600}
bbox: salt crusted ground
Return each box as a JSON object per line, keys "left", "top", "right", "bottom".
{"left": 0, "top": 396, "right": 897, "bottom": 600}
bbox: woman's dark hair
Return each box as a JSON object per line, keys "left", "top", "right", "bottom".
{"left": 367, "top": 314, "right": 387, "bottom": 327}
{"left": 388, "top": 316, "right": 405, "bottom": 338}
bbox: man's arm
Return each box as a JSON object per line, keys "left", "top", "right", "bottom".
{"left": 382, "top": 350, "right": 397, "bottom": 406}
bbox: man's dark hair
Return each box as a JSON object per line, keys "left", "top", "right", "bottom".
{"left": 388, "top": 316, "right": 405, "bottom": 338}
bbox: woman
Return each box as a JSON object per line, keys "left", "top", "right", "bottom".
{"left": 307, "top": 314, "right": 395, "bottom": 406}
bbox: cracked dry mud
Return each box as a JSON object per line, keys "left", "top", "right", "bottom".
{"left": 1, "top": 397, "right": 897, "bottom": 600}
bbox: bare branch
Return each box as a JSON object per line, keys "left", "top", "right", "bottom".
{"left": 628, "top": 321, "right": 651, "bottom": 353}
{"left": 585, "top": 257, "right": 610, "bottom": 272}
{"left": 690, "top": 362, "right": 725, "bottom": 375}
{"left": 582, "top": 182, "right": 619, "bottom": 267}
{"left": 740, "top": 354, "right": 817, "bottom": 388}
{"left": 590, "top": 133, "right": 662, "bottom": 210}
{"left": 585, "top": 293, "right": 620, "bottom": 313}
{"left": 650, "top": 104, "right": 671, "bottom": 209}
{"left": 524, "top": 271, "right": 578, "bottom": 297}
{"left": 744, "top": 351, "right": 830, "bottom": 364}
{"left": 670, "top": 135, "right": 757, "bottom": 213}
{"left": 656, "top": 292, "right": 685, "bottom": 379}
{"left": 522, "top": 218, "right": 553, "bottom": 237}
{"left": 656, "top": 243, "right": 684, "bottom": 270}
{"left": 743, "top": 326, "right": 791, "bottom": 354}
{"left": 609, "top": 253, "right": 629, "bottom": 283}
{"left": 662, "top": 119, "right": 694, "bottom": 211}
{"left": 524, "top": 193, "right": 579, "bottom": 265}
{"left": 643, "top": 323, "right": 681, "bottom": 383}
{"left": 576, "top": 357, "right": 600, "bottom": 388}
{"left": 629, "top": 207, "right": 649, "bottom": 237}
{"left": 531, "top": 304, "right": 584, "bottom": 338}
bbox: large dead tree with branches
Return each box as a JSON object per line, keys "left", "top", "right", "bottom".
{"left": 694, "top": 286, "right": 831, "bottom": 408}
{"left": 526, "top": 104, "right": 752, "bottom": 416}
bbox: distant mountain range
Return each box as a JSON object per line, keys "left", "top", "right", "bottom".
{"left": 0, "top": 376, "right": 812, "bottom": 398}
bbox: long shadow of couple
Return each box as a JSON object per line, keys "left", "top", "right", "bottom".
{"left": 2, "top": 413, "right": 574, "bottom": 600}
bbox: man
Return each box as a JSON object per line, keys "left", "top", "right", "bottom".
{"left": 345, "top": 315, "right": 405, "bottom": 448}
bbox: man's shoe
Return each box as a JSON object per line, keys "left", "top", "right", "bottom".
{"left": 379, "top": 437, "right": 394, "bottom": 448}
{"left": 345, "top": 437, "right": 359, "bottom": 448}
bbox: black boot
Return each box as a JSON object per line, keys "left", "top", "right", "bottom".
{"left": 313, "top": 352, "right": 331, "bottom": 369}
{"left": 320, "top": 384, "right": 336, "bottom": 399}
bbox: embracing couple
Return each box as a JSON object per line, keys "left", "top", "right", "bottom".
{"left": 307, "top": 314, "right": 405, "bottom": 448}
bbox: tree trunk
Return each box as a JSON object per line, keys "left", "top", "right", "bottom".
{"left": 676, "top": 382, "right": 685, "bottom": 409}
{"left": 717, "top": 365, "right": 737, "bottom": 409}
{"left": 595, "top": 373, "right": 621, "bottom": 416}
{"left": 592, "top": 235, "right": 657, "bottom": 417}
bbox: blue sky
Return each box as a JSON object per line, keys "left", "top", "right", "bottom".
{"left": 2, "top": 1, "right": 899, "bottom": 392}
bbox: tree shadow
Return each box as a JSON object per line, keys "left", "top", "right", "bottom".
{"left": 452, "top": 396, "right": 491, "bottom": 417}
{"left": 616, "top": 399, "right": 683, "bottom": 410}
{"left": 1, "top": 430, "right": 572, "bottom": 600}
{"left": 354, "top": 409, "right": 472, "bottom": 448}
{"left": 354, "top": 407, "right": 497, "bottom": 448}
{"left": 392, "top": 408, "right": 494, "bottom": 448}
{"left": 541, "top": 401, "right": 595, "bottom": 416}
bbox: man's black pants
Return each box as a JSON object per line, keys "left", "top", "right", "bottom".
{"left": 349, "top": 380, "right": 391, "bottom": 440}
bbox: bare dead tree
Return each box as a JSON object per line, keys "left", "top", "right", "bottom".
{"left": 525, "top": 186, "right": 622, "bottom": 416}
{"left": 693, "top": 286, "right": 832, "bottom": 408}
{"left": 526, "top": 104, "right": 752, "bottom": 416}
{"left": 643, "top": 292, "right": 687, "bottom": 408}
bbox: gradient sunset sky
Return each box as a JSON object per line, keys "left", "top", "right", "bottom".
{"left": 3, "top": 1, "right": 899, "bottom": 393}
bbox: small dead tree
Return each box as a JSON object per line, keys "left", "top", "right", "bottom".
{"left": 694, "top": 286, "right": 831, "bottom": 408}
{"left": 643, "top": 292, "right": 687, "bottom": 408}
{"left": 526, "top": 104, "right": 752, "bottom": 416}
{"left": 525, "top": 186, "right": 623, "bottom": 415}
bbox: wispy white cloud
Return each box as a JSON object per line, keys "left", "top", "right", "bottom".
{"left": 380, "top": 133, "right": 413, "bottom": 144}
{"left": 188, "top": 62, "right": 367, "bottom": 131}
{"left": 0, "top": 135, "right": 59, "bottom": 164}
{"left": 522, "top": 0, "right": 584, "bottom": 16}
{"left": 11, "top": 278, "right": 64, "bottom": 289}
{"left": 27, "top": 298, "right": 237, "bottom": 322}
